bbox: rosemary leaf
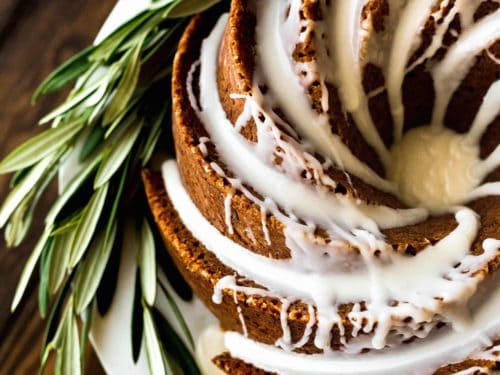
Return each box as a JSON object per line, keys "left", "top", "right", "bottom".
{"left": 69, "top": 183, "right": 109, "bottom": 268}
{"left": 105, "top": 157, "right": 129, "bottom": 245}
{"left": 5, "top": 189, "right": 36, "bottom": 247}
{"left": 152, "top": 307, "right": 200, "bottom": 375}
{"left": 80, "top": 306, "right": 92, "bottom": 371}
{"left": 51, "top": 211, "right": 82, "bottom": 237}
{"left": 96, "top": 221, "right": 123, "bottom": 316}
{"left": 6, "top": 150, "right": 61, "bottom": 247}
{"left": 143, "top": 307, "right": 168, "bottom": 375}
{"left": 141, "top": 126, "right": 163, "bottom": 167}
{"left": 54, "top": 353, "right": 63, "bottom": 375}
{"left": 38, "top": 238, "right": 54, "bottom": 318}
{"left": 86, "top": 66, "right": 121, "bottom": 124}
{"left": 94, "top": 119, "right": 143, "bottom": 188}
{"left": 54, "top": 299, "right": 71, "bottom": 350}
{"left": 139, "top": 220, "right": 157, "bottom": 306}
{"left": 132, "top": 268, "right": 144, "bottom": 363}
{"left": 142, "top": 29, "right": 169, "bottom": 56}
{"left": 0, "top": 119, "right": 83, "bottom": 174}
{"left": 45, "top": 154, "right": 102, "bottom": 225}
{"left": 9, "top": 167, "right": 31, "bottom": 188}
{"left": 103, "top": 38, "right": 145, "bottom": 125}
{"left": 0, "top": 154, "right": 57, "bottom": 228}
{"left": 150, "top": 0, "right": 178, "bottom": 10}
{"left": 42, "top": 279, "right": 72, "bottom": 369}
{"left": 115, "top": 12, "right": 165, "bottom": 54}
{"left": 157, "top": 238, "right": 193, "bottom": 302}
{"left": 163, "top": 351, "right": 184, "bottom": 375}
{"left": 33, "top": 46, "right": 96, "bottom": 102}
{"left": 61, "top": 304, "right": 81, "bottom": 375}
{"left": 105, "top": 103, "right": 139, "bottom": 140}
{"left": 141, "top": 106, "right": 167, "bottom": 166}
{"left": 83, "top": 71, "right": 114, "bottom": 108}
{"left": 74, "top": 223, "right": 117, "bottom": 314}
{"left": 1, "top": 2, "right": 231, "bottom": 373}
{"left": 158, "top": 281, "right": 194, "bottom": 349}
{"left": 48, "top": 229, "right": 74, "bottom": 294}
{"left": 74, "top": 61, "right": 102, "bottom": 92}
{"left": 39, "top": 81, "right": 101, "bottom": 125}
{"left": 42, "top": 303, "right": 68, "bottom": 370}
{"left": 167, "top": 0, "right": 223, "bottom": 17}
{"left": 79, "top": 125, "right": 106, "bottom": 162}
{"left": 11, "top": 226, "right": 53, "bottom": 312}
{"left": 91, "top": 11, "right": 152, "bottom": 62}
{"left": 88, "top": 92, "right": 111, "bottom": 124}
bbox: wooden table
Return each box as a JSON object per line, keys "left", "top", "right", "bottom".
{"left": 0, "top": 1, "right": 116, "bottom": 373}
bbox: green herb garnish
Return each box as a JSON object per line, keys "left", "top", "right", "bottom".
{"left": 0, "top": 1, "right": 224, "bottom": 373}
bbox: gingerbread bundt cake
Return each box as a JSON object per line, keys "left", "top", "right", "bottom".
{"left": 144, "top": 0, "right": 500, "bottom": 373}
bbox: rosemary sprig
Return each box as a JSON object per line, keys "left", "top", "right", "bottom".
{"left": 1, "top": 1, "right": 225, "bottom": 373}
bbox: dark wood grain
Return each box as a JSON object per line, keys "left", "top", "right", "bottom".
{"left": 0, "top": 0, "right": 21, "bottom": 37}
{"left": 0, "top": 0, "right": 115, "bottom": 373}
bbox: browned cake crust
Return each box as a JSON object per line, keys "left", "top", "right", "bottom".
{"left": 213, "top": 352, "right": 276, "bottom": 375}
{"left": 143, "top": 169, "right": 499, "bottom": 375}
{"left": 212, "top": 351, "right": 500, "bottom": 375}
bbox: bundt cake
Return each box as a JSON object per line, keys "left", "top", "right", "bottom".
{"left": 144, "top": 0, "right": 500, "bottom": 373}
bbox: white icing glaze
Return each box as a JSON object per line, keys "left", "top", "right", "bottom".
{"left": 388, "top": 126, "right": 481, "bottom": 213}
{"left": 386, "top": 1, "right": 500, "bottom": 141}
{"left": 260, "top": 206, "right": 271, "bottom": 245}
{"left": 224, "top": 191, "right": 234, "bottom": 235}
{"left": 406, "top": 0, "right": 461, "bottom": 73}
{"left": 327, "top": 0, "right": 391, "bottom": 168}
{"left": 453, "top": 367, "right": 492, "bottom": 375}
{"left": 163, "top": 161, "right": 499, "bottom": 349}
{"left": 244, "top": 227, "right": 257, "bottom": 245}
{"left": 198, "top": 136, "right": 210, "bottom": 157}
{"left": 195, "top": 325, "right": 227, "bottom": 375}
{"left": 468, "top": 182, "right": 500, "bottom": 201}
{"left": 227, "top": 278, "right": 249, "bottom": 338}
{"left": 386, "top": 0, "right": 436, "bottom": 142}
{"left": 472, "top": 342, "right": 500, "bottom": 362}
{"left": 224, "top": 311, "right": 499, "bottom": 375}
{"left": 236, "top": 305, "right": 248, "bottom": 337}
{"left": 431, "top": 9, "right": 500, "bottom": 127}
{"left": 468, "top": 80, "right": 500, "bottom": 144}
{"left": 487, "top": 48, "right": 500, "bottom": 64}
